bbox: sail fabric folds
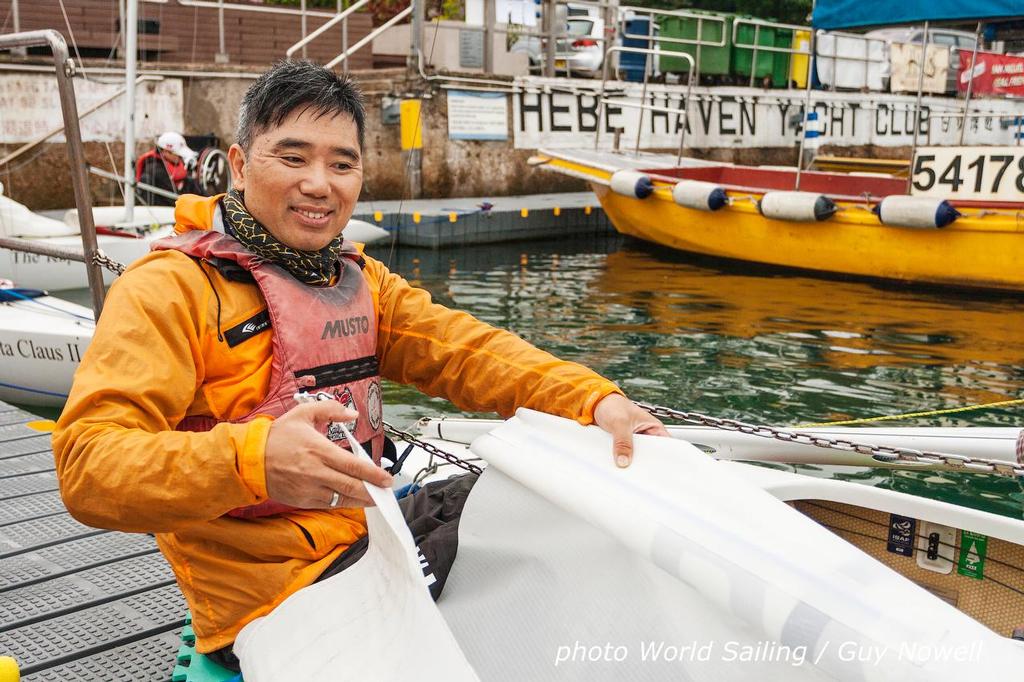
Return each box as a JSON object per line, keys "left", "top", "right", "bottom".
{"left": 443, "top": 409, "right": 1024, "bottom": 680}
{"left": 234, "top": 474, "right": 478, "bottom": 681}
{"left": 812, "top": 0, "right": 1021, "bottom": 30}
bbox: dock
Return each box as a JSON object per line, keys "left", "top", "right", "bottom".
{"left": 352, "top": 192, "right": 613, "bottom": 249}
{"left": 0, "top": 400, "right": 185, "bottom": 680}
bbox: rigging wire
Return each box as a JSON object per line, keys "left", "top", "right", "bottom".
{"left": 800, "top": 397, "right": 1024, "bottom": 428}
{"left": 385, "top": 14, "right": 442, "bottom": 270}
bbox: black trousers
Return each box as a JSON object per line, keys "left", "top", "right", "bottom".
{"left": 207, "top": 473, "right": 478, "bottom": 672}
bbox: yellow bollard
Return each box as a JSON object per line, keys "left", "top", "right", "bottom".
{"left": 584, "top": 205, "right": 592, "bottom": 215}
{"left": 373, "top": 210, "right": 383, "bottom": 222}
{"left": 553, "top": 207, "right": 561, "bottom": 216}
{"left": 413, "top": 212, "right": 422, "bottom": 224}
{"left": 449, "top": 212, "right": 457, "bottom": 223}
{"left": 0, "top": 656, "right": 19, "bottom": 682}
{"left": 520, "top": 208, "right": 529, "bottom": 218}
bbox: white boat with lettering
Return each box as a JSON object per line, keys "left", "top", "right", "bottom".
{"left": 0, "top": 281, "right": 93, "bottom": 407}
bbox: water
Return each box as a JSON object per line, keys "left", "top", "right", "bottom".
{"left": 50, "top": 235, "right": 1024, "bottom": 519}
{"left": 369, "top": 236, "right": 1024, "bottom": 520}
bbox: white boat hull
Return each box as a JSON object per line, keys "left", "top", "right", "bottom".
{"left": 0, "top": 294, "right": 94, "bottom": 407}
{"left": 0, "top": 228, "right": 175, "bottom": 292}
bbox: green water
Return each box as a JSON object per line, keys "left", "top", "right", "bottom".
{"left": 45, "top": 235, "right": 1024, "bottom": 519}
{"left": 369, "top": 236, "right": 1024, "bottom": 520}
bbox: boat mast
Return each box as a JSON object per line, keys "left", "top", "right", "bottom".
{"left": 958, "top": 21, "right": 983, "bottom": 145}
{"left": 123, "top": 0, "right": 138, "bottom": 223}
{"left": 906, "top": 20, "right": 928, "bottom": 192}
{"left": 794, "top": 0, "right": 816, "bottom": 190}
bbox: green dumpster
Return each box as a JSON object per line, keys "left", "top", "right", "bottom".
{"left": 657, "top": 10, "right": 732, "bottom": 77}
{"left": 732, "top": 17, "right": 793, "bottom": 87}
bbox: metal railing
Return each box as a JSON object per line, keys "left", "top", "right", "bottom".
{"left": 286, "top": 0, "right": 370, "bottom": 72}
{"left": 595, "top": 45, "right": 695, "bottom": 163}
{"left": 0, "top": 30, "right": 105, "bottom": 316}
{"left": 327, "top": 5, "right": 413, "bottom": 69}
{"left": 731, "top": 17, "right": 811, "bottom": 88}
{"left": 618, "top": 6, "right": 727, "bottom": 78}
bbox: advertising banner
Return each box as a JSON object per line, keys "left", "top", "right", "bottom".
{"left": 958, "top": 51, "right": 1024, "bottom": 97}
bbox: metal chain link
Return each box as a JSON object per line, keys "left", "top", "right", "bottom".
{"left": 384, "top": 420, "right": 483, "bottom": 475}
{"left": 91, "top": 250, "right": 126, "bottom": 275}
{"left": 636, "top": 402, "right": 1024, "bottom": 479}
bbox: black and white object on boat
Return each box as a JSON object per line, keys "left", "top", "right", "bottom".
{"left": 758, "top": 191, "right": 838, "bottom": 222}
{"left": 873, "top": 196, "right": 961, "bottom": 229}
{"left": 609, "top": 170, "right": 654, "bottom": 199}
{"left": 672, "top": 180, "right": 729, "bottom": 211}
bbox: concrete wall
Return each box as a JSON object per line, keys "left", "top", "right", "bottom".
{"left": 0, "top": 65, "right": 583, "bottom": 210}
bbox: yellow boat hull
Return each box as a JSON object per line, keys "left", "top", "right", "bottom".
{"left": 592, "top": 183, "right": 1024, "bottom": 293}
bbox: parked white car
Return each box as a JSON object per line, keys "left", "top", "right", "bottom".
{"left": 510, "top": 2, "right": 608, "bottom": 77}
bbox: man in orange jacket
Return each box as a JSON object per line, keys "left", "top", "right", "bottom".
{"left": 53, "top": 61, "right": 668, "bottom": 667}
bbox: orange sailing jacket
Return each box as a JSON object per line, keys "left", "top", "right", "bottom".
{"left": 52, "top": 194, "right": 622, "bottom": 653}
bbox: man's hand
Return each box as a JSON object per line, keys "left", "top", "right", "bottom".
{"left": 264, "top": 401, "right": 393, "bottom": 509}
{"left": 593, "top": 393, "right": 670, "bottom": 468}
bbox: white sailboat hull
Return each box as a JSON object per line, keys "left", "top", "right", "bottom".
{"left": 0, "top": 294, "right": 94, "bottom": 407}
{"left": 0, "top": 228, "right": 174, "bottom": 292}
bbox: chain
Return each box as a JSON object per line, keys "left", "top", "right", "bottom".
{"left": 91, "top": 250, "right": 126, "bottom": 275}
{"left": 636, "top": 402, "right": 1024, "bottom": 479}
{"left": 384, "top": 420, "right": 483, "bottom": 476}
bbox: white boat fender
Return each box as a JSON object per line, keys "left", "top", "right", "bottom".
{"left": 758, "top": 191, "right": 837, "bottom": 222}
{"left": 873, "top": 195, "right": 961, "bottom": 229}
{"left": 609, "top": 170, "right": 654, "bottom": 199}
{"left": 671, "top": 180, "right": 728, "bottom": 211}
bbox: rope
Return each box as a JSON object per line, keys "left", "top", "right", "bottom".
{"left": 799, "top": 397, "right": 1024, "bottom": 428}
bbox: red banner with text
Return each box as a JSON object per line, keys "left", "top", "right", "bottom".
{"left": 957, "top": 51, "right": 1024, "bottom": 97}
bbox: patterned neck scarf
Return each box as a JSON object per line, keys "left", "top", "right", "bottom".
{"left": 221, "top": 189, "right": 341, "bottom": 286}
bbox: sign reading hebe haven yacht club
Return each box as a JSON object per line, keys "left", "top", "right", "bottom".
{"left": 511, "top": 77, "right": 1023, "bottom": 150}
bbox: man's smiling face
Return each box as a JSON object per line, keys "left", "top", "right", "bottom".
{"left": 228, "top": 107, "right": 363, "bottom": 251}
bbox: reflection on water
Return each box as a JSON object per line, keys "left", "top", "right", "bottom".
{"left": 371, "top": 237, "right": 1024, "bottom": 519}
{"left": 54, "top": 236, "right": 1024, "bottom": 518}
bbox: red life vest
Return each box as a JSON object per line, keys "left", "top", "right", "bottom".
{"left": 152, "top": 229, "right": 385, "bottom": 518}
{"left": 136, "top": 148, "right": 188, "bottom": 188}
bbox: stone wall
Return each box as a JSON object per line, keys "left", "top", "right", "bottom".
{"left": 0, "top": 65, "right": 584, "bottom": 210}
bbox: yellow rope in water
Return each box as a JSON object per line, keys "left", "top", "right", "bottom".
{"left": 799, "top": 397, "right": 1024, "bottom": 428}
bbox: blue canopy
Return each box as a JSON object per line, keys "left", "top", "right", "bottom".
{"left": 812, "top": 0, "right": 1022, "bottom": 30}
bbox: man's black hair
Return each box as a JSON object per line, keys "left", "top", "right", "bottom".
{"left": 236, "top": 60, "right": 366, "bottom": 152}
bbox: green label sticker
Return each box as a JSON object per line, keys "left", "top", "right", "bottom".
{"left": 957, "top": 530, "right": 988, "bottom": 580}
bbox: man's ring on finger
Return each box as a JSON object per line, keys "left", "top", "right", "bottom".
{"left": 329, "top": 490, "right": 340, "bottom": 508}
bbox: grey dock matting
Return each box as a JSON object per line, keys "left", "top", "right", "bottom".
{"left": 0, "top": 400, "right": 184, "bottom": 680}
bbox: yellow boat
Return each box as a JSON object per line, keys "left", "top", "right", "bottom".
{"left": 533, "top": 149, "right": 1024, "bottom": 293}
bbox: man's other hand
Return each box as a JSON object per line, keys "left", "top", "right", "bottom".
{"left": 593, "top": 393, "right": 670, "bottom": 468}
{"left": 264, "top": 401, "right": 393, "bottom": 509}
